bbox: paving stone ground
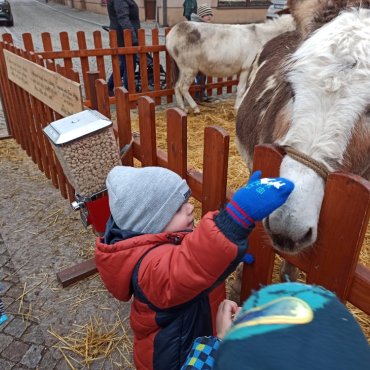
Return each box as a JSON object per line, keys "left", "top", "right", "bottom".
{"left": 0, "top": 236, "right": 62, "bottom": 369}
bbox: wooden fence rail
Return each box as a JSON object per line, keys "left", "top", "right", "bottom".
{"left": 0, "top": 39, "right": 369, "bottom": 316}
{"left": 1, "top": 29, "right": 238, "bottom": 109}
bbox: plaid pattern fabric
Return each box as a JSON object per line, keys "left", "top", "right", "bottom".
{"left": 181, "top": 336, "right": 221, "bottom": 369}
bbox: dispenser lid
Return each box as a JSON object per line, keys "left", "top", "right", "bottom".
{"left": 43, "top": 110, "right": 112, "bottom": 145}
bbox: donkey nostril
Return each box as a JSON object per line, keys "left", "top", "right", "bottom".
{"left": 302, "top": 228, "right": 313, "bottom": 243}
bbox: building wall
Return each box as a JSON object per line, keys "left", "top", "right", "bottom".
{"left": 68, "top": 0, "right": 268, "bottom": 26}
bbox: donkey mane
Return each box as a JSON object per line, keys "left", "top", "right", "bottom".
{"left": 236, "top": 6, "right": 370, "bottom": 257}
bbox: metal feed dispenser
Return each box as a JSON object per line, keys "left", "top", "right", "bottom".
{"left": 44, "top": 110, "right": 120, "bottom": 235}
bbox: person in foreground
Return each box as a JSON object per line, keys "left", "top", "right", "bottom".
{"left": 181, "top": 282, "right": 370, "bottom": 370}
{"left": 95, "top": 166, "right": 294, "bottom": 370}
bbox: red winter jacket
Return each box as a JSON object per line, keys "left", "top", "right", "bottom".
{"left": 95, "top": 210, "right": 251, "bottom": 370}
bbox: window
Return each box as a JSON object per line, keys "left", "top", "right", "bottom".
{"left": 218, "top": 0, "right": 270, "bottom": 8}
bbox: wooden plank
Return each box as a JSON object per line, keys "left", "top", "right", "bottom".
{"left": 124, "top": 29, "right": 136, "bottom": 94}
{"left": 6, "top": 45, "right": 27, "bottom": 152}
{"left": 138, "top": 96, "right": 157, "bottom": 166}
{"left": 93, "top": 31, "right": 106, "bottom": 80}
{"left": 96, "top": 78, "right": 111, "bottom": 119}
{"left": 77, "top": 31, "right": 91, "bottom": 101}
{"left": 41, "top": 33, "right": 53, "bottom": 52}
{"left": 306, "top": 172, "right": 370, "bottom": 300}
{"left": 202, "top": 126, "right": 230, "bottom": 330}
{"left": 151, "top": 28, "right": 161, "bottom": 105}
{"left": 56, "top": 258, "right": 97, "bottom": 288}
{"left": 202, "top": 126, "right": 229, "bottom": 214}
{"left": 109, "top": 30, "right": 121, "bottom": 92}
{"left": 217, "top": 77, "right": 222, "bottom": 96}
{"left": 240, "top": 144, "right": 283, "bottom": 302}
{"left": 166, "top": 108, "right": 187, "bottom": 178}
{"left": 59, "top": 32, "right": 73, "bottom": 71}
{"left": 22, "top": 33, "right": 35, "bottom": 52}
{"left": 3, "top": 49, "right": 83, "bottom": 116}
{"left": 164, "top": 27, "right": 173, "bottom": 104}
{"left": 45, "top": 62, "right": 68, "bottom": 200}
{"left": 227, "top": 76, "right": 233, "bottom": 94}
{"left": 348, "top": 264, "right": 370, "bottom": 314}
{"left": 0, "top": 42, "right": 16, "bottom": 139}
{"left": 43, "top": 60, "right": 61, "bottom": 189}
{"left": 87, "top": 71, "right": 100, "bottom": 110}
{"left": 115, "top": 87, "right": 134, "bottom": 166}
{"left": 18, "top": 50, "right": 40, "bottom": 170}
{"left": 37, "top": 44, "right": 167, "bottom": 60}
{"left": 138, "top": 29, "right": 148, "bottom": 93}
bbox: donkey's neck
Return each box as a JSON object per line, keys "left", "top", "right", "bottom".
{"left": 253, "top": 16, "right": 295, "bottom": 45}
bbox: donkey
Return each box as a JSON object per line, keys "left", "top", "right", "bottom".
{"left": 166, "top": 15, "right": 296, "bottom": 114}
{"left": 236, "top": 2, "right": 370, "bottom": 279}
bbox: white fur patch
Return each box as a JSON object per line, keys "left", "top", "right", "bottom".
{"left": 278, "top": 9, "right": 370, "bottom": 170}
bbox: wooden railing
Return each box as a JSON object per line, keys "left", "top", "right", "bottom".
{"left": 1, "top": 29, "right": 238, "bottom": 109}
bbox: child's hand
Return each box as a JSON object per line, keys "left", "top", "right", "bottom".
{"left": 226, "top": 170, "right": 294, "bottom": 228}
{"left": 216, "top": 299, "right": 241, "bottom": 339}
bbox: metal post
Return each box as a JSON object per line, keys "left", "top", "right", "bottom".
{"left": 163, "top": 0, "right": 168, "bottom": 26}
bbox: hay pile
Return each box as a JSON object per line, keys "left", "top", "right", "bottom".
{"left": 49, "top": 315, "right": 134, "bottom": 369}
{"left": 130, "top": 98, "right": 370, "bottom": 340}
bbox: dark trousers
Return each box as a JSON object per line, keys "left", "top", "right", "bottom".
{"left": 108, "top": 54, "right": 138, "bottom": 91}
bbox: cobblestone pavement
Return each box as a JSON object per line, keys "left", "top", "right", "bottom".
{"left": 0, "top": 2, "right": 141, "bottom": 365}
{"left": 0, "top": 236, "right": 62, "bottom": 369}
{"left": 0, "top": 135, "right": 133, "bottom": 369}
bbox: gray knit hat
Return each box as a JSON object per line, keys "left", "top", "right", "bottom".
{"left": 197, "top": 4, "right": 213, "bottom": 18}
{"left": 106, "top": 166, "right": 191, "bottom": 234}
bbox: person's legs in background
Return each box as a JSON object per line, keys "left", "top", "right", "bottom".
{"left": 195, "top": 72, "right": 211, "bottom": 102}
{"left": 108, "top": 55, "right": 127, "bottom": 95}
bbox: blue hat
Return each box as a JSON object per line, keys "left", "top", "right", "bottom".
{"left": 214, "top": 282, "right": 370, "bottom": 370}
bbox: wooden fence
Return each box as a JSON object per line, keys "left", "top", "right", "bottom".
{"left": 0, "top": 28, "right": 237, "bottom": 110}
{"left": 0, "top": 38, "right": 370, "bottom": 315}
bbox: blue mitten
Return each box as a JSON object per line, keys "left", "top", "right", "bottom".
{"left": 226, "top": 171, "right": 294, "bottom": 228}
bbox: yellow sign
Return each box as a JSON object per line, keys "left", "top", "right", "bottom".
{"left": 3, "top": 49, "right": 83, "bottom": 117}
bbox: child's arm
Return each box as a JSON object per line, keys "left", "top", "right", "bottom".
{"left": 180, "top": 299, "right": 239, "bottom": 369}
{"left": 138, "top": 171, "right": 294, "bottom": 308}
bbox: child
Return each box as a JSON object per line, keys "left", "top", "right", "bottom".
{"left": 95, "top": 166, "right": 294, "bottom": 370}
{"left": 190, "top": 4, "right": 213, "bottom": 22}
{"left": 182, "top": 282, "right": 370, "bottom": 369}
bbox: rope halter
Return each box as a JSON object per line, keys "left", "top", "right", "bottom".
{"left": 281, "top": 145, "right": 330, "bottom": 181}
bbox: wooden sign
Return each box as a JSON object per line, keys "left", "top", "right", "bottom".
{"left": 3, "top": 49, "right": 83, "bottom": 117}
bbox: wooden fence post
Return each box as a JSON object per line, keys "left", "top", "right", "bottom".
{"left": 240, "top": 144, "right": 284, "bottom": 302}
{"left": 138, "top": 96, "right": 157, "bottom": 166}
{"left": 115, "top": 86, "right": 134, "bottom": 166}
{"left": 202, "top": 126, "right": 229, "bottom": 214}
{"left": 166, "top": 108, "right": 187, "bottom": 178}
{"left": 87, "top": 71, "right": 100, "bottom": 110}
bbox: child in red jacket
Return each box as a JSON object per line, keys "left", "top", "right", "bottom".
{"left": 95, "top": 166, "right": 294, "bottom": 370}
